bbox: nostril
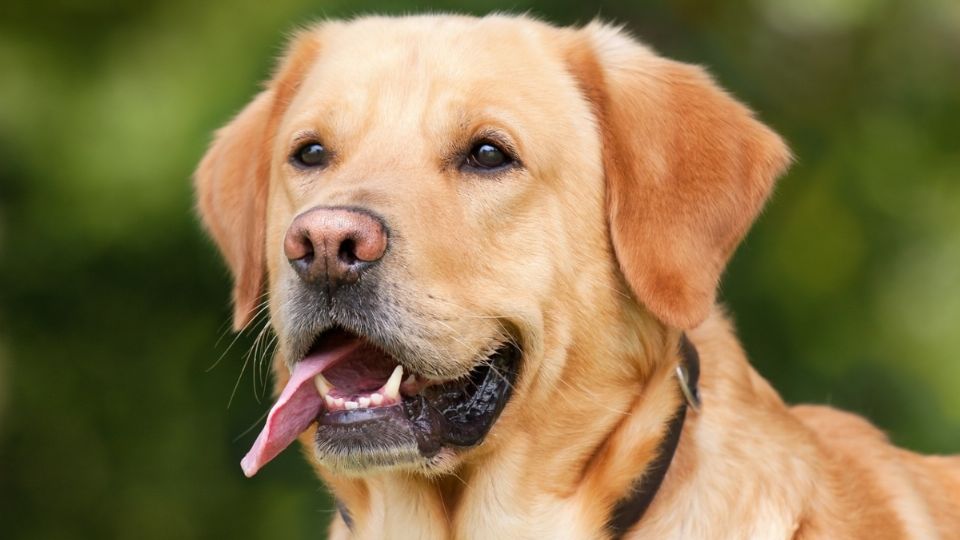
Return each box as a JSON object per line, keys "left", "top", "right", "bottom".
{"left": 298, "top": 250, "right": 315, "bottom": 267}
{"left": 293, "top": 233, "right": 315, "bottom": 262}
{"left": 338, "top": 238, "right": 358, "bottom": 266}
{"left": 285, "top": 228, "right": 317, "bottom": 279}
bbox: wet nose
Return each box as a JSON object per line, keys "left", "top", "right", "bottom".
{"left": 283, "top": 207, "right": 388, "bottom": 289}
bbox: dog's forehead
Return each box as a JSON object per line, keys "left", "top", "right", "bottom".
{"left": 314, "top": 15, "right": 555, "bottom": 78}
{"left": 282, "top": 17, "right": 574, "bottom": 138}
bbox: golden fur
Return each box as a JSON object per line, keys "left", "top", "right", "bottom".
{"left": 196, "top": 14, "right": 960, "bottom": 539}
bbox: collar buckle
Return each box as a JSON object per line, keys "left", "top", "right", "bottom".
{"left": 675, "top": 364, "right": 701, "bottom": 413}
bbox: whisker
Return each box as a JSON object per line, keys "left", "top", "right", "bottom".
{"left": 227, "top": 346, "right": 252, "bottom": 410}
{"left": 211, "top": 290, "right": 269, "bottom": 349}
{"left": 446, "top": 468, "right": 470, "bottom": 489}
{"left": 247, "top": 322, "right": 272, "bottom": 402}
{"left": 257, "top": 333, "right": 280, "bottom": 401}
{"left": 206, "top": 299, "right": 271, "bottom": 373}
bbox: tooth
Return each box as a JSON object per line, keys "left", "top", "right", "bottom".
{"left": 403, "top": 374, "right": 416, "bottom": 386}
{"left": 334, "top": 398, "right": 344, "bottom": 408}
{"left": 358, "top": 397, "right": 371, "bottom": 408}
{"left": 370, "top": 393, "right": 383, "bottom": 406}
{"left": 324, "top": 395, "right": 335, "bottom": 409}
{"left": 314, "top": 373, "right": 333, "bottom": 397}
{"left": 383, "top": 365, "right": 403, "bottom": 400}
{"left": 345, "top": 401, "right": 359, "bottom": 410}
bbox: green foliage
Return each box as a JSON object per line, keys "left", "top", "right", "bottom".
{"left": 1, "top": 0, "right": 958, "bottom": 538}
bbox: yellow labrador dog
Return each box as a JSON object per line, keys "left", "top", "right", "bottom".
{"left": 195, "top": 14, "right": 960, "bottom": 539}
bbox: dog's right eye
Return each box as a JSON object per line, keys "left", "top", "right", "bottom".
{"left": 292, "top": 142, "right": 329, "bottom": 168}
{"left": 463, "top": 140, "right": 517, "bottom": 173}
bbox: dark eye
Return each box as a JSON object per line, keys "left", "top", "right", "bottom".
{"left": 292, "top": 142, "right": 329, "bottom": 168}
{"left": 466, "top": 142, "right": 512, "bottom": 171}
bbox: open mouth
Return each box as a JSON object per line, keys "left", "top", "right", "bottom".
{"left": 241, "top": 327, "right": 520, "bottom": 476}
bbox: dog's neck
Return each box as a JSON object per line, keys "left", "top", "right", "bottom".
{"left": 319, "top": 318, "right": 694, "bottom": 539}
{"left": 606, "top": 333, "right": 698, "bottom": 538}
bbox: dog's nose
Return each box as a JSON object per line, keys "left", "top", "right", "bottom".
{"left": 283, "top": 207, "right": 388, "bottom": 288}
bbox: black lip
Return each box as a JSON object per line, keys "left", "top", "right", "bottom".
{"left": 313, "top": 342, "right": 520, "bottom": 469}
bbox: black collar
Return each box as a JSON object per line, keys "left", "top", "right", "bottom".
{"left": 605, "top": 333, "right": 701, "bottom": 539}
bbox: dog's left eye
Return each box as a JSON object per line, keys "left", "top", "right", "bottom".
{"left": 292, "top": 142, "right": 329, "bottom": 168}
{"left": 465, "top": 142, "right": 513, "bottom": 171}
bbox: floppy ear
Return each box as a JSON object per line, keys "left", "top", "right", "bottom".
{"left": 195, "top": 31, "right": 320, "bottom": 331}
{"left": 195, "top": 90, "right": 273, "bottom": 331}
{"left": 567, "top": 23, "right": 792, "bottom": 329}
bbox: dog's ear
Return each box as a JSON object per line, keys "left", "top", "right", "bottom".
{"left": 195, "top": 90, "right": 273, "bottom": 331}
{"left": 195, "top": 32, "right": 320, "bottom": 331}
{"left": 565, "top": 23, "right": 791, "bottom": 329}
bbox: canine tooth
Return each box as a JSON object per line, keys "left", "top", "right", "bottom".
{"left": 358, "top": 397, "right": 371, "bottom": 408}
{"left": 314, "top": 373, "right": 333, "bottom": 397}
{"left": 383, "top": 365, "right": 403, "bottom": 400}
{"left": 324, "top": 395, "right": 335, "bottom": 409}
{"left": 345, "top": 401, "right": 359, "bottom": 410}
{"left": 370, "top": 393, "right": 384, "bottom": 406}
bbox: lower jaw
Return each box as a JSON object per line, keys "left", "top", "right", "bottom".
{"left": 311, "top": 342, "right": 521, "bottom": 474}
{"left": 313, "top": 439, "right": 431, "bottom": 474}
{"left": 313, "top": 392, "right": 450, "bottom": 473}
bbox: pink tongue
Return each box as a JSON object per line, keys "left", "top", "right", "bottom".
{"left": 240, "top": 339, "right": 362, "bottom": 477}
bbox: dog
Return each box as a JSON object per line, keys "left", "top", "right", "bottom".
{"left": 194, "top": 14, "right": 960, "bottom": 539}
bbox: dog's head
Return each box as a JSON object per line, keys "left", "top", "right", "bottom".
{"left": 196, "top": 15, "right": 790, "bottom": 476}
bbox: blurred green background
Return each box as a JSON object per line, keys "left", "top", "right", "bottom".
{"left": 1, "top": 0, "right": 959, "bottom": 538}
